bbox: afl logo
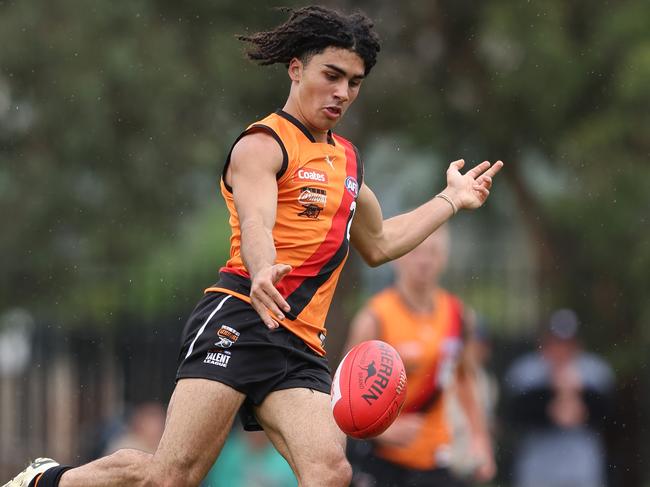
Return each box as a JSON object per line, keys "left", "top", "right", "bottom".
{"left": 345, "top": 176, "right": 358, "bottom": 197}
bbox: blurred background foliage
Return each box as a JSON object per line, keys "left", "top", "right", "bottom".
{"left": 0, "top": 0, "right": 649, "bottom": 482}
{"left": 2, "top": 0, "right": 647, "bottom": 355}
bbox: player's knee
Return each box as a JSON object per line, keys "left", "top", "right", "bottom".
{"left": 330, "top": 457, "right": 353, "bottom": 487}
{"left": 300, "top": 451, "right": 351, "bottom": 487}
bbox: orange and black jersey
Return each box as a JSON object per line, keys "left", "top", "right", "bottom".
{"left": 206, "top": 110, "right": 363, "bottom": 356}
{"left": 370, "top": 287, "right": 464, "bottom": 470}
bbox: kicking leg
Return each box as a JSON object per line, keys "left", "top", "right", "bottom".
{"left": 255, "top": 388, "right": 351, "bottom": 487}
{"left": 56, "top": 379, "right": 244, "bottom": 487}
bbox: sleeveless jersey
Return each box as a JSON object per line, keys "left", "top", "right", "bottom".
{"left": 206, "top": 110, "right": 363, "bottom": 356}
{"left": 370, "top": 287, "right": 464, "bottom": 470}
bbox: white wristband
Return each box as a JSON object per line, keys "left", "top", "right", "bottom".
{"left": 435, "top": 193, "right": 458, "bottom": 215}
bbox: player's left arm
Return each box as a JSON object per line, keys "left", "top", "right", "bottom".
{"left": 350, "top": 159, "right": 503, "bottom": 267}
{"left": 455, "top": 312, "right": 497, "bottom": 482}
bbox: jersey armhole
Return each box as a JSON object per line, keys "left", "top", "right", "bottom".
{"left": 351, "top": 142, "right": 364, "bottom": 187}
{"left": 221, "top": 124, "right": 289, "bottom": 193}
{"left": 332, "top": 134, "right": 365, "bottom": 189}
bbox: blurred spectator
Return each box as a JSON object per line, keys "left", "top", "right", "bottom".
{"left": 504, "top": 309, "right": 615, "bottom": 487}
{"left": 344, "top": 229, "right": 495, "bottom": 487}
{"left": 102, "top": 402, "right": 166, "bottom": 455}
{"left": 202, "top": 427, "right": 297, "bottom": 487}
{"left": 448, "top": 316, "right": 500, "bottom": 482}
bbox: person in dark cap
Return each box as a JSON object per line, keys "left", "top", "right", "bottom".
{"left": 503, "top": 309, "right": 615, "bottom": 487}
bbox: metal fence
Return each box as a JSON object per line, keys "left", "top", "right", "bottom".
{"left": 0, "top": 316, "right": 180, "bottom": 477}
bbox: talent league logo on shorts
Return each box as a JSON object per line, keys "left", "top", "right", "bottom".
{"left": 214, "top": 325, "right": 240, "bottom": 349}
{"left": 204, "top": 351, "right": 231, "bottom": 368}
{"left": 294, "top": 168, "right": 328, "bottom": 183}
{"left": 344, "top": 176, "right": 358, "bottom": 198}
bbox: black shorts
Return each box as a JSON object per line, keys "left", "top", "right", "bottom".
{"left": 176, "top": 291, "right": 332, "bottom": 430}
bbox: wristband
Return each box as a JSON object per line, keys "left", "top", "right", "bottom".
{"left": 435, "top": 193, "right": 458, "bottom": 215}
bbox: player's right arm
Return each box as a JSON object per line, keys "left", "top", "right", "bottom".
{"left": 350, "top": 159, "right": 503, "bottom": 267}
{"left": 227, "top": 132, "right": 292, "bottom": 329}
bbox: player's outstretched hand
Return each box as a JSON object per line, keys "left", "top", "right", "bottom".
{"left": 444, "top": 159, "right": 504, "bottom": 211}
{"left": 250, "top": 263, "right": 292, "bottom": 329}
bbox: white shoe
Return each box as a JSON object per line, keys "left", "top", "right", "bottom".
{"left": 3, "top": 458, "right": 59, "bottom": 487}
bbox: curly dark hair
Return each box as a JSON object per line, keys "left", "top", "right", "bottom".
{"left": 238, "top": 6, "right": 381, "bottom": 75}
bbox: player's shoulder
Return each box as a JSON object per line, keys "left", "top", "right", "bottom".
{"left": 332, "top": 132, "right": 353, "bottom": 145}
{"left": 231, "top": 129, "right": 282, "bottom": 160}
{"left": 577, "top": 352, "right": 615, "bottom": 389}
{"left": 369, "top": 286, "right": 399, "bottom": 306}
{"left": 230, "top": 129, "right": 284, "bottom": 173}
{"left": 332, "top": 133, "right": 361, "bottom": 155}
{"left": 504, "top": 352, "right": 547, "bottom": 392}
{"left": 439, "top": 288, "right": 462, "bottom": 304}
{"left": 435, "top": 287, "right": 464, "bottom": 316}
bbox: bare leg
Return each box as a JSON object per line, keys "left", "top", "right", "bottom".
{"left": 59, "top": 379, "right": 245, "bottom": 487}
{"left": 255, "top": 388, "right": 351, "bottom": 487}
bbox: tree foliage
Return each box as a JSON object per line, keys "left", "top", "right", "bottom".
{"left": 1, "top": 0, "right": 648, "bottom": 354}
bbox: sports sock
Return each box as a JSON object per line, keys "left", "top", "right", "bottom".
{"left": 27, "top": 473, "right": 42, "bottom": 487}
{"left": 28, "top": 466, "right": 73, "bottom": 487}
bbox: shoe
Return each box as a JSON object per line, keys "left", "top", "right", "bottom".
{"left": 3, "top": 458, "right": 59, "bottom": 487}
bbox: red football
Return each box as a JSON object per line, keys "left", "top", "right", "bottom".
{"left": 331, "top": 340, "right": 407, "bottom": 439}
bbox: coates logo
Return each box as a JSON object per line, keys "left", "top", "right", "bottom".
{"left": 295, "top": 169, "right": 328, "bottom": 183}
{"left": 345, "top": 176, "right": 359, "bottom": 197}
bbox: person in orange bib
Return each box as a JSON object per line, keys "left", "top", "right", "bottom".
{"left": 345, "top": 228, "right": 496, "bottom": 487}
{"left": 5, "top": 6, "right": 502, "bottom": 487}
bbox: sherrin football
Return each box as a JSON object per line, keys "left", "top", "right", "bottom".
{"left": 331, "top": 340, "right": 407, "bottom": 439}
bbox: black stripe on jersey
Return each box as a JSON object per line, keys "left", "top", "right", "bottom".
{"left": 351, "top": 143, "right": 364, "bottom": 187}
{"left": 276, "top": 109, "right": 335, "bottom": 147}
{"left": 216, "top": 271, "right": 252, "bottom": 295}
{"left": 222, "top": 124, "right": 289, "bottom": 193}
{"left": 285, "top": 212, "right": 353, "bottom": 318}
{"left": 284, "top": 204, "right": 354, "bottom": 319}
{"left": 284, "top": 141, "right": 361, "bottom": 318}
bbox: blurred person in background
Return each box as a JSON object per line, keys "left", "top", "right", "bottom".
{"left": 448, "top": 316, "right": 500, "bottom": 484}
{"left": 344, "top": 228, "right": 496, "bottom": 487}
{"left": 4, "top": 5, "right": 502, "bottom": 487}
{"left": 102, "top": 402, "right": 166, "bottom": 456}
{"left": 504, "top": 309, "right": 615, "bottom": 487}
{"left": 201, "top": 427, "right": 296, "bottom": 487}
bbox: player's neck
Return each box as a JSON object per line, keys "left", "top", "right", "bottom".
{"left": 395, "top": 281, "right": 436, "bottom": 314}
{"left": 281, "top": 102, "right": 329, "bottom": 143}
